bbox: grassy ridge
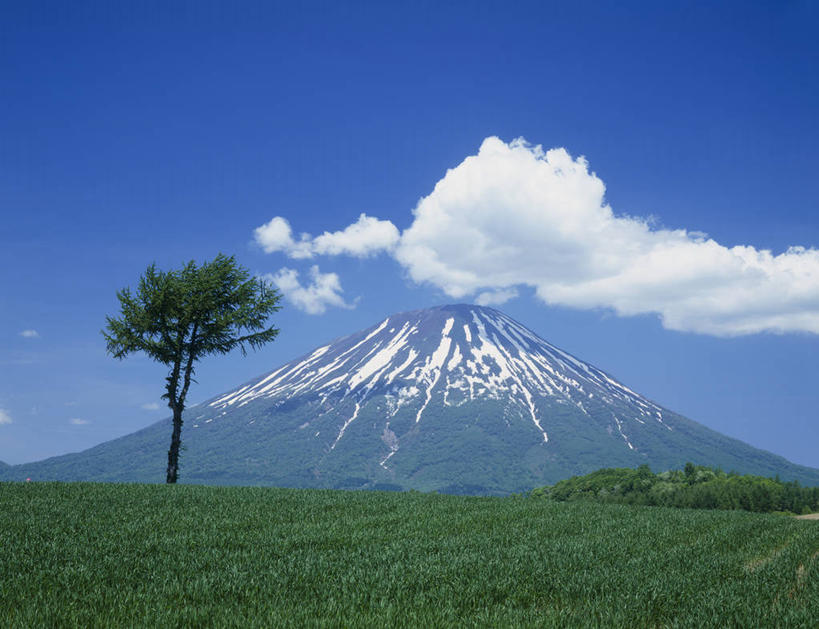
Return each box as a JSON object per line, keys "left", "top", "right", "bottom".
{"left": 1, "top": 483, "right": 817, "bottom": 627}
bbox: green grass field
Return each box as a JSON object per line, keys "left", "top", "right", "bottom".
{"left": 1, "top": 483, "right": 816, "bottom": 627}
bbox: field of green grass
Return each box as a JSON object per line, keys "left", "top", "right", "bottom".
{"left": 1, "top": 482, "right": 817, "bottom": 627}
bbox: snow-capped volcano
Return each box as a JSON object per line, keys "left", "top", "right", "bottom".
{"left": 209, "top": 305, "right": 667, "bottom": 455}
{"left": 5, "top": 305, "right": 819, "bottom": 492}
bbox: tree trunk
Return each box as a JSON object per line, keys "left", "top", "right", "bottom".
{"left": 166, "top": 404, "right": 183, "bottom": 484}
{"left": 165, "top": 333, "right": 196, "bottom": 485}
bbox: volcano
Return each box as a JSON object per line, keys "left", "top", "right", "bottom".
{"left": 4, "top": 304, "right": 818, "bottom": 492}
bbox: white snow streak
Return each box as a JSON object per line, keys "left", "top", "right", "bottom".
{"left": 347, "top": 322, "right": 412, "bottom": 390}
{"left": 414, "top": 318, "right": 455, "bottom": 423}
{"left": 446, "top": 344, "right": 462, "bottom": 371}
{"left": 612, "top": 414, "right": 634, "bottom": 450}
{"left": 331, "top": 402, "right": 360, "bottom": 450}
{"left": 385, "top": 348, "right": 419, "bottom": 384}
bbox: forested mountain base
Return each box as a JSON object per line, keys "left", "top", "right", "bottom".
{"left": 533, "top": 464, "right": 819, "bottom": 514}
{"left": 1, "top": 482, "right": 817, "bottom": 627}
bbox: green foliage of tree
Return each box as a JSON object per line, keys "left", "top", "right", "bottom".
{"left": 532, "top": 463, "right": 819, "bottom": 514}
{"left": 103, "top": 254, "right": 281, "bottom": 483}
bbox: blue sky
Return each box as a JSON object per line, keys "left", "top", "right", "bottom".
{"left": 2, "top": 1, "right": 818, "bottom": 469}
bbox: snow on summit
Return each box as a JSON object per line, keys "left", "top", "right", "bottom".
{"left": 210, "top": 304, "right": 665, "bottom": 453}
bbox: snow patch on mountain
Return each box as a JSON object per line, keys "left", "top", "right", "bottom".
{"left": 331, "top": 402, "right": 360, "bottom": 450}
{"left": 208, "top": 304, "right": 667, "bottom": 454}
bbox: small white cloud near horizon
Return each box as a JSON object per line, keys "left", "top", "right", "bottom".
{"left": 0, "top": 409, "right": 12, "bottom": 425}
{"left": 254, "top": 136, "right": 819, "bottom": 336}
{"left": 255, "top": 213, "right": 399, "bottom": 259}
{"left": 263, "top": 265, "right": 354, "bottom": 315}
{"left": 19, "top": 329, "right": 39, "bottom": 338}
{"left": 141, "top": 402, "right": 160, "bottom": 411}
{"left": 69, "top": 418, "right": 90, "bottom": 425}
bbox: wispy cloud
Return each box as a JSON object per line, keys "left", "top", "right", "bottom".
{"left": 19, "top": 329, "right": 39, "bottom": 338}
{"left": 141, "top": 402, "right": 160, "bottom": 411}
{"left": 0, "top": 409, "right": 12, "bottom": 425}
{"left": 69, "top": 418, "right": 90, "bottom": 425}
{"left": 254, "top": 136, "right": 819, "bottom": 336}
{"left": 475, "top": 288, "right": 519, "bottom": 307}
{"left": 262, "top": 265, "right": 354, "bottom": 315}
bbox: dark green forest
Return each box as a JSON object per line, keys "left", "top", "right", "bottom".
{"left": 532, "top": 463, "right": 819, "bottom": 514}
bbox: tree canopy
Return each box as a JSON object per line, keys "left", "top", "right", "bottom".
{"left": 103, "top": 254, "right": 281, "bottom": 483}
{"left": 532, "top": 464, "right": 819, "bottom": 515}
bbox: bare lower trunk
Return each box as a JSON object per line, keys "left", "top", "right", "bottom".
{"left": 166, "top": 405, "right": 183, "bottom": 484}
{"left": 165, "top": 332, "right": 196, "bottom": 485}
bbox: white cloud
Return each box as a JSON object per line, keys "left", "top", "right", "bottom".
{"left": 263, "top": 265, "right": 354, "bottom": 315}
{"left": 19, "top": 329, "right": 39, "bottom": 338}
{"left": 254, "top": 216, "right": 314, "bottom": 258}
{"left": 311, "top": 214, "right": 400, "bottom": 257}
{"left": 0, "top": 409, "right": 11, "bottom": 425}
{"left": 254, "top": 213, "right": 399, "bottom": 259}
{"left": 393, "top": 137, "right": 819, "bottom": 335}
{"left": 475, "top": 288, "right": 519, "bottom": 306}
{"left": 69, "top": 418, "right": 90, "bottom": 425}
{"left": 254, "top": 136, "right": 819, "bottom": 336}
{"left": 141, "top": 402, "right": 160, "bottom": 411}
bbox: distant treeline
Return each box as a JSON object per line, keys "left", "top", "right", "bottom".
{"left": 532, "top": 464, "right": 819, "bottom": 515}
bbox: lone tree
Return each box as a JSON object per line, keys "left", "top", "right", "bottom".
{"left": 103, "top": 254, "right": 281, "bottom": 483}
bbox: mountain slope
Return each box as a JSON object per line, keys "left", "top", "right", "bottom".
{"left": 3, "top": 305, "right": 818, "bottom": 492}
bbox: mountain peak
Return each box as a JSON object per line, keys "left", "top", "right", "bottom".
{"left": 209, "top": 303, "right": 664, "bottom": 449}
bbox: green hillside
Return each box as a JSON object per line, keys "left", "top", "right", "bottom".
{"left": 3, "top": 402, "right": 819, "bottom": 492}
{"left": 1, "top": 482, "right": 817, "bottom": 627}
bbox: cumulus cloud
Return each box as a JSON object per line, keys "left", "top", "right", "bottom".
{"left": 141, "top": 402, "right": 160, "bottom": 411}
{"left": 0, "top": 409, "right": 11, "bottom": 425}
{"left": 263, "top": 265, "right": 354, "bottom": 315}
{"left": 255, "top": 213, "right": 399, "bottom": 259}
{"left": 254, "top": 216, "right": 313, "bottom": 258}
{"left": 19, "top": 329, "right": 39, "bottom": 338}
{"left": 312, "top": 214, "right": 401, "bottom": 257}
{"left": 255, "top": 136, "right": 819, "bottom": 336}
{"left": 69, "top": 418, "right": 90, "bottom": 425}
